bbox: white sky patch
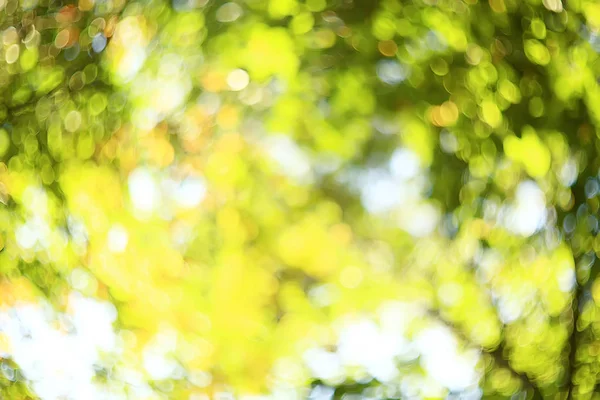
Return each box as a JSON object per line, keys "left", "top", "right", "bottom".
{"left": 493, "top": 284, "right": 536, "bottom": 324}
{"left": 107, "top": 224, "right": 129, "bottom": 253}
{"left": 303, "top": 348, "right": 344, "bottom": 382}
{"left": 142, "top": 328, "right": 180, "bottom": 381}
{"left": 128, "top": 168, "right": 161, "bottom": 213}
{"left": 336, "top": 319, "right": 409, "bottom": 382}
{"left": 415, "top": 325, "right": 480, "bottom": 392}
{"left": 300, "top": 303, "right": 481, "bottom": 396}
{"left": 264, "top": 136, "right": 313, "bottom": 183}
{"left": 389, "top": 148, "right": 420, "bottom": 180}
{"left": 142, "top": 348, "right": 179, "bottom": 381}
{"left": 496, "top": 296, "right": 523, "bottom": 324}
{"left": 151, "top": 78, "right": 190, "bottom": 114}
{"left": 112, "top": 17, "right": 148, "bottom": 82}
{"left": 503, "top": 180, "right": 547, "bottom": 237}
{"left": 362, "top": 176, "right": 401, "bottom": 213}
{"left": 172, "top": 177, "right": 207, "bottom": 208}
{"left": 337, "top": 319, "right": 379, "bottom": 365}
{"left": 398, "top": 202, "right": 440, "bottom": 238}
{"left": 15, "top": 217, "right": 51, "bottom": 250}
{"left": 558, "top": 268, "right": 576, "bottom": 292}
{"left": 69, "top": 293, "right": 118, "bottom": 352}
{"left": 15, "top": 222, "right": 38, "bottom": 249}
{"left": 359, "top": 166, "right": 425, "bottom": 215}
{"left": 0, "top": 294, "right": 119, "bottom": 400}
{"left": 118, "top": 46, "right": 146, "bottom": 82}
{"left": 360, "top": 171, "right": 406, "bottom": 214}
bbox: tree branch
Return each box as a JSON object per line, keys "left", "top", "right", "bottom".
{"left": 566, "top": 283, "right": 582, "bottom": 400}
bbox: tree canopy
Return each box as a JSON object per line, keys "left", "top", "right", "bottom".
{"left": 0, "top": 0, "right": 599, "bottom": 398}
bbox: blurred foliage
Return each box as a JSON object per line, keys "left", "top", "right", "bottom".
{"left": 2, "top": 0, "right": 600, "bottom": 398}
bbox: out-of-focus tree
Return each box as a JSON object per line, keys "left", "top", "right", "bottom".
{"left": 2, "top": 0, "right": 600, "bottom": 399}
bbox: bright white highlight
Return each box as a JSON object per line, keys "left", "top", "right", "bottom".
{"left": 227, "top": 69, "right": 250, "bottom": 91}
{"left": 398, "top": 202, "right": 440, "bottom": 238}
{"left": 303, "top": 348, "right": 343, "bottom": 382}
{"left": 300, "top": 302, "right": 481, "bottom": 396}
{"left": 112, "top": 17, "right": 147, "bottom": 82}
{"left": 390, "top": 148, "right": 420, "bottom": 180}
{"left": 361, "top": 172, "right": 408, "bottom": 214}
{"left": 107, "top": 224, "right": 129, "bottom": 253}
{"left": 415, "top": 326, "right": 480, "bottom": 392}
{"left": 503, "top": 180, "right": 547, "bottom": 237}
{"left": 264, "top": 136, "right": 313, "bottom": 183}
{"left": 173, "top": 177, "right": 206, "bottom": 208}
{"left": 0, "top": 294, "right": 118, "bottom": 400}
{"left": 128, "top": 168, "right": 161, "bottom": 213}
